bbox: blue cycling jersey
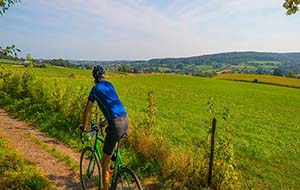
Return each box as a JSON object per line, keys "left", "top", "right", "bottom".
{"left": 88, "top": 80, "right": 127, "bottom": 121}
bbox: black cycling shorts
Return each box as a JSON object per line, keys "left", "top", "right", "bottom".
{"left": 103, "top": 114, "right": 129, "bottom": 156}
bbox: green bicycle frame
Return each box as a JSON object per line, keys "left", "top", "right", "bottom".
{"left": 91, "top": 130, "right": 125, "bottom": 187}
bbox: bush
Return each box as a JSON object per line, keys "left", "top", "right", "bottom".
{"left": 0, "top": 71, "right": 87, "bottom": 147}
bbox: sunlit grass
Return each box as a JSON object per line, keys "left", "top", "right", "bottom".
{"left": 214, "top": 73, "right": 300, "bottom": 88}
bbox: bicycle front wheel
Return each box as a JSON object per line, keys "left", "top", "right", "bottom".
{"left": 113, "top": 167, "right": 143, "bottom": 190}
{"left": 80, "top": 146, "right": 102, "bottom": 190}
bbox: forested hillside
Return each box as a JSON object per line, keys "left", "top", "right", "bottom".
{"left": 74, "top": 51, "right": 300, "bottom": 77}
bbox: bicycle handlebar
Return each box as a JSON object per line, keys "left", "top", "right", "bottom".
{"left": 79, "top": 119, "right": 108, "bottom": 144}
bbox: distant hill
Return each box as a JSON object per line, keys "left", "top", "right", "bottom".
{"left": 140, "top": 51, "right": 300, "bottom": 77}
{"left": 72, "top": 51, "right": 300, "bottom": 66}
{"left": 148, "top": 51, "right": 300, "bottom": 65}
{"left": 84, "top": 51, "right": 298, "bottom": 77}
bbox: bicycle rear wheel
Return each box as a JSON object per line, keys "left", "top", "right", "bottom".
{"left": 113, "top": 167, "right": 143, "bottom": 190}
{"left": 80, "top": 146, "right": 102, "bottom": 190}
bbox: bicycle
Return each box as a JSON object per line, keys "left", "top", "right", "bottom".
{"left": 79, "top": 119, "right": 143, "bottom": 190}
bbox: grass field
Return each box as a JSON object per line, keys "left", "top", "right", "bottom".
{"left": 214, "top": 73, "right": 300, "bottom": 88}
{"left": 1, "top": 60, "right": 300, "bottom": 189}
{"left": 110, "top": 74, "right": 300, "bottom": 188}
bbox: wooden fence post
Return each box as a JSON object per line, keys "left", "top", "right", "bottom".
{"left": 208, "top": 117, "right": 217, "bottom": 187}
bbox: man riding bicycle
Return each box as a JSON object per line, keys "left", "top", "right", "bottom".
{"left": 81, "top": 65, "right": 129, "bottom": 190}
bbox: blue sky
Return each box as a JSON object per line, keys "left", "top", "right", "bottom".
{"left": 0, "top": 0, "right": 299, "bottom": 60}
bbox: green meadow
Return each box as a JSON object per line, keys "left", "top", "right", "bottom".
{"left": 1, "top": 61, "right": 300, "bottom": 189}
{"left": 112, "top": 74, "right": 300, "bottom": 189}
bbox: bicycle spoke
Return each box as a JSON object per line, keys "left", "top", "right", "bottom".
{"left": 114, "top": 167, "right": 142, "bottom": 190}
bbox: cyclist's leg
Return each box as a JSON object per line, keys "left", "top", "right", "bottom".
{"left": 101, "top": 152, "right": 111, "bottom": 190}
{"left": 103, "top": 129, "right": 116, "bottom": 190}
{"left": 103, "top": 115, "right": 129, "bottom": 190}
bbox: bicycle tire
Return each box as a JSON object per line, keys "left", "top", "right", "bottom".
{"left": 113, "top": 166, "right": 143, "bottom": 190}
{"left": 80, "top": 146, "right": 102, "bottom": 190}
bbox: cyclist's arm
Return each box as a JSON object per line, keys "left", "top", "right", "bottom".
{"left": 82, "top": 100, "right": 93, "bottom": 131}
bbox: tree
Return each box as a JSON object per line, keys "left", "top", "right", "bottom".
{"left": 288, "top": 71, "right": 296, "bottom": 78}
{"left": 0, "top": 0, "right": 21, "bottom": 15}
{"left": 118, "top": 65, "right": 131, "bottom": 73}
{"left": 283, "top": 0, "right": 300, "bottom": 15}
{"left": 0, "top": 0, "right": 21, "bottom": 57}
{"left": 273, "top": 68, "right": 283, "bottom": 76}
{"left": 0, "top": 45, "right": 20, "bottom": 57}
{"left": 26, "top": 53, "right": 33, "bottom": 68}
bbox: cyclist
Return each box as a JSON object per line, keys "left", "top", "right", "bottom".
{"left": 81, "top": 65, "right": 129, "bottom": 190}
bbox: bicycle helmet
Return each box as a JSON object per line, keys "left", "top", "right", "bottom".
{"left": 92, "top": 65, "right": 105, "bottom": 79}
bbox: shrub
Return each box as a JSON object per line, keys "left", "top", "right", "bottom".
{"left": 206, "top": 99, "right": 241, "bottom": 190}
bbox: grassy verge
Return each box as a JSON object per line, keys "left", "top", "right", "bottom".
{"left": 0, "top": 134, "right": 53, "bottom": 190}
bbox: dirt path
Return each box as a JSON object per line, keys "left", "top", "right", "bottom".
{"left": 0, "top": 109, "right": 82, "bottom": 190}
